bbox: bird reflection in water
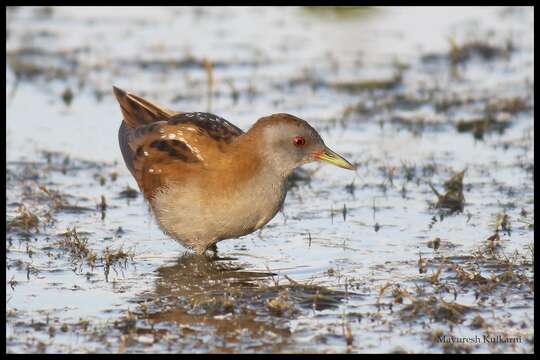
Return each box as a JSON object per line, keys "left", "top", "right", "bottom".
{"left": 127, "top": 253, "right": 355, "bottom": 351}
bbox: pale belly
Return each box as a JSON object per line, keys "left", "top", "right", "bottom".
{"left": 151, "top": 176, "right": 287, "bottom": 253}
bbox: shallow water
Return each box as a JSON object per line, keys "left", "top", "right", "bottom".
{"left": 6, "top": 6, "right": 534, "bottom": 353}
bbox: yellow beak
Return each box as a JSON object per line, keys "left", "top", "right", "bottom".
{"left": 313, "top": 147, "right": 356, "bottom": 170}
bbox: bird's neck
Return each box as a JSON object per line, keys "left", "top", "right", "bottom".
{"left": 233, "top": 126, "right": 294, "bottom": 180}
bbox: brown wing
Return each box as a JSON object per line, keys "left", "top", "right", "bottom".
{"left": 114, "top": 86, "right": 178, "bottom": 177}
{"left": 113, "top": 86, "right": 245, "bottom": 198}
{"left": 127, "top": 112, "right": 245, "bottom": 199}
{"left": 167, "top": 112, "right": 244, "bottom": 144}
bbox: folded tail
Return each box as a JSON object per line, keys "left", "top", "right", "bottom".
{"left": 112, "top": 86, "right": 178, "bottom": 128}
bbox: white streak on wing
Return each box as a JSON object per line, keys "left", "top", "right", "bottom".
{"left": 176, "top": 131, "right": 205, "bottom": 162}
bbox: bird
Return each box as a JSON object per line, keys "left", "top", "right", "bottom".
{"left": 113, "top": 86, "right": 355, "bottom": 255}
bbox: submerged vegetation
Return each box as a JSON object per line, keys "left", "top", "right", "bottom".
{"left": 429, "top": 170, "right": 466, "bottom": 213}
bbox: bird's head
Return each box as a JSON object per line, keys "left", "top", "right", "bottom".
{"left": 247, "top": 113, "right": 355, "bottom": 176}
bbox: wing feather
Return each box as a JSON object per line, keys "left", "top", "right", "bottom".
{"left": 122, "top": 112, "right": 244, "bottom": 199}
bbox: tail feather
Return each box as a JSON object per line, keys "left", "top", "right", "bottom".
{"left": 113, "top": 86, "right": 177, "bottom": 128}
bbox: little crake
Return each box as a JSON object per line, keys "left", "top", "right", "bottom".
{"left": 113, "top": 86, "right": 355, "bottom": 255}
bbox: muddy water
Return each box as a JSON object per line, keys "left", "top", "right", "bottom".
{"left": 6, "top": 6, "right": 534, "bottom": 353}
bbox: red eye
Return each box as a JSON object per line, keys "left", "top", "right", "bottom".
{"left": 293, "top": 136, "right": 306, "bottom": 147}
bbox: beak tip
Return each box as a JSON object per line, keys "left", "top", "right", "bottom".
{"left": 342, "top": 162, "right": 356, "bottom": 171}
